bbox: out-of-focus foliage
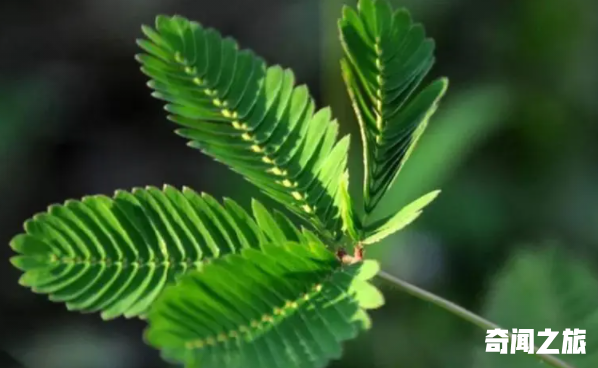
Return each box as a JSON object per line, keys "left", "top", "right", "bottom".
{"left": 476, "top": 246, "right": 598, "bottom": 368}
{"left": 375, "top": 85, "right": 510, "bottom": 209}
{"left": 0, "top": 76, "right": 65, "bottom": 179}
{"left": 366, "top": 84, "right": 509, "bottom": 262}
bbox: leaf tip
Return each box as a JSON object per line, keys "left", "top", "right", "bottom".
{"left": 429, "top": 189, "right": 442, "bottom": 200}
{"left": 437, "top": 77, "right": 450, "bottom": 94}
{"left": 162, "top": 183, "right": 175, "bottom": 192}
{"left": 9, "top": 256, "right": 26, "bottom": 271}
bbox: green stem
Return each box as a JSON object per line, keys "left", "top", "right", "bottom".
{"left": 377, "top": 270, "right": 575, "bottom": 368}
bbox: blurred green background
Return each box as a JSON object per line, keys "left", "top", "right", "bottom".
{"left": 2, "top": 0, "right": 598, "bottom": 367}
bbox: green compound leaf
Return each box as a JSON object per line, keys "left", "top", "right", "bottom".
{"left": 145, "top": 241, "right": 383, "bottom": 368}
{"left": 137, "top": 15, "right": 351, "bottom": 240}
{"left": 339, "top": 0, "right": 448, "bottom": 215}
{"left": 362, "top": 190, "right": 440, "bottom": 245}
{"left": 9, "top": 185, "right": 315, "bottom": 320}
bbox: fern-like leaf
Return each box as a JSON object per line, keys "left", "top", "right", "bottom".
{"left": 362, "top": 190, "right": 439, "bottom": 244}
{"left": 9, "top": 185, "right": 313, "bottom": 319}
{"left": 145, "top": 241, "right": 383, "bottom": 368}
{"left": 340, "top": 0, "right": 448, "bottom": 215}
{"left": 362, "top": 190, "right": 440, "bottom": 244}
{"left": 137, "top": 15, "right": 350, "bottom": 240}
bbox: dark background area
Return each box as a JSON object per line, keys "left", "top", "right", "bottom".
{"left": 2, "top": 0, "right": 598, "bottom": 367}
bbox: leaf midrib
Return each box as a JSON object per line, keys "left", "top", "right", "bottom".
{"left": 47, "top": 254, "right": 203, "bottom": 269}
{"left": 182, "top": 264, "right": 342, "bottom": 351}
{"left": 169, "top": 51, "right": 322, "bottom": 225}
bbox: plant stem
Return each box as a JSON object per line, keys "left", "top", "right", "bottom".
{"left": 377, "top": 270, "right": 575, "bottom": 368}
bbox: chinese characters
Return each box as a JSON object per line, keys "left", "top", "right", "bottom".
{"left": 485, "top": 328, "right": 586, "bottom": 355}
